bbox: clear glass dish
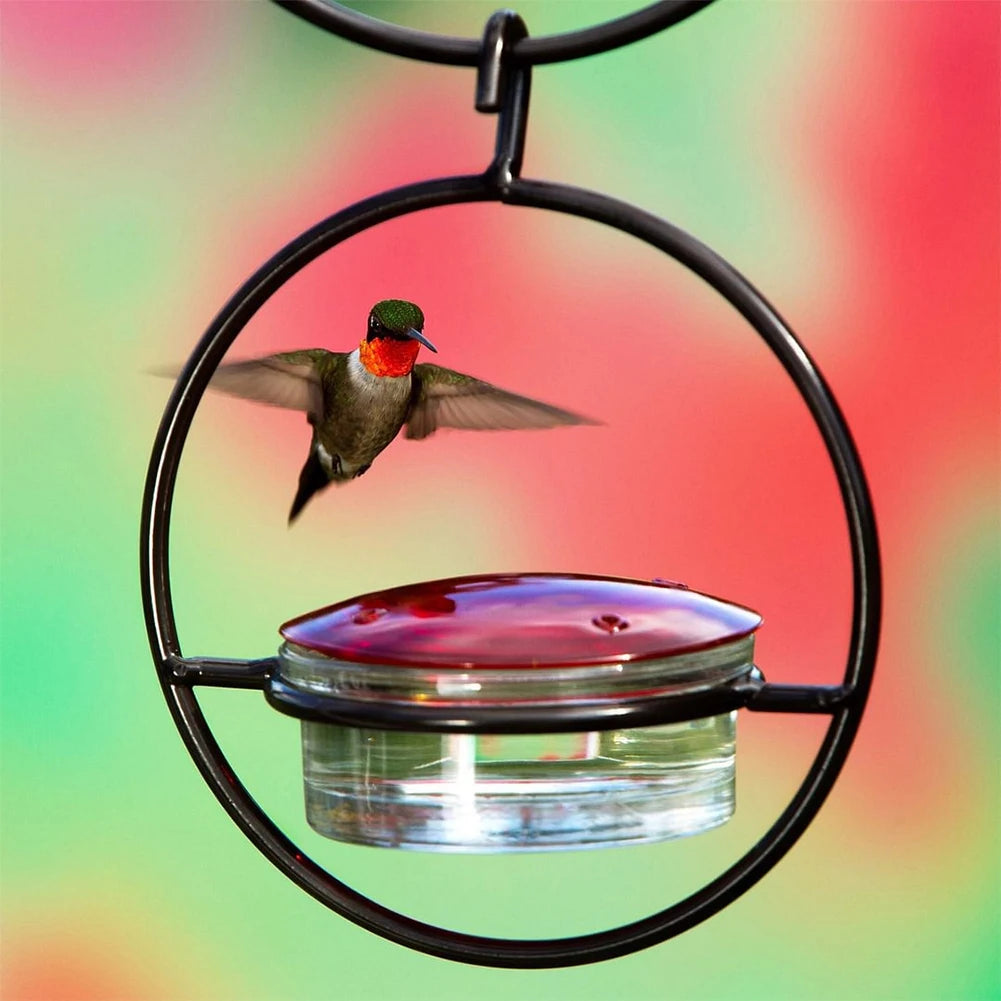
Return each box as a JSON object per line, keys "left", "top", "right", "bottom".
{"left": 277, "top": 574, "right": 761, "bottom": 853}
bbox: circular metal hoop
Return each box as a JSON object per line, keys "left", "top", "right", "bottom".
{"left": 141, "top": 172, "right": 880, "bottom": 968}
{"left": 273, "top": 0, "right": 715, "bottom": 66}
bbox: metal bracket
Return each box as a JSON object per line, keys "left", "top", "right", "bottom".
{"left": 477, "top": 10, "right": 531, "bottom": 192}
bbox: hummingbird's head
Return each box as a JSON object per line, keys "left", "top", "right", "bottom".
{"left": 359, "top": 299, "right": 437, "bottom": 377}
{"left": 367, "top": 300, "right": 436, "bottom": 351}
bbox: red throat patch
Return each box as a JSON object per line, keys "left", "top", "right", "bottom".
{"left": 358, "top": 337, "right": 420, "bottom": 377}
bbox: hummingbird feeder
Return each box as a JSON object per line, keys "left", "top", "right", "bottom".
{"left": 276, "top": 573, "right": 762, "bottom": 852}
{"left": 142, "top": 0, "right": 880, "bottom": 969}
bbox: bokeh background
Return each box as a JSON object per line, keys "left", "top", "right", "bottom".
{"left": 2, "top": 2, "right": 998, "bottom": 999}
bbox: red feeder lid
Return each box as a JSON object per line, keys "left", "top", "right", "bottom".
{"left": 280, "top": 573, "right": 762, "bottom": 670}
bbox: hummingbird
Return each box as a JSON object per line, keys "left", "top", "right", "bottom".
{"left": 198, "top": 299, "right": 598, "bottom": 523}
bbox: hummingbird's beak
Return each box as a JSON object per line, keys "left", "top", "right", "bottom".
{"left": 406, "top": 328, "right": 437, "bottom": 353}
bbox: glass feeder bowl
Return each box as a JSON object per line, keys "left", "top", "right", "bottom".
{"left": 276, "top": 573, "right": 762, "bottom": 853}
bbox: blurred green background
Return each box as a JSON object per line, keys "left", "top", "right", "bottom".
{"left": 2, "top": 2, "right": 998, "bottom": 999}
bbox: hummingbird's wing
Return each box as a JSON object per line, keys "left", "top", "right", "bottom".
{"left": 406, "top": 364, "right": 599, "bottom": 441}
{"left": 205, "top": 349, "right": 333, "bottom": 423}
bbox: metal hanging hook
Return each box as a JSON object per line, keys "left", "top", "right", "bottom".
{"left": 477, "top": 10, "right": 531, "bottom": 192}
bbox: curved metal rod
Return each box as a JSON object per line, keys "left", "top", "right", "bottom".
{"left": 506, "top": 179, "right": 882, "bottom": 709}
{"left": 479, "top": 10, "right": 531, "bottom": 188}
{"left": 141, "top": 171, "right": 880, "bottom": 968}
{"left": 170, "top": 651, "right": 852, "bottom": 723}
{"left": 272, "top": 0, "right": 715, "bottom": 66}
{"left": 263, "top": 673, "right": 852, "bottom": 733}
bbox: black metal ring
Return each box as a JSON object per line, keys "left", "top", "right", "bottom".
{"left": 264, "top": 671, "right": 767, "bottom": 734}
{"left": 273, "top": 0, "right": 715, "bottom": 66}
{"left": 141, "top": 171, "right": 880, "bottom": 968}
{"left": 263, "top": 668, "right": 854, "bottom": 733}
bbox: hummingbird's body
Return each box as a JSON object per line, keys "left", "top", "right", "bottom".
{"left": 202, "top": 300, "right": 596, "bottom": 522}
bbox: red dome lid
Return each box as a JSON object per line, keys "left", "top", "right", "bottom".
{"left": 280, "top": 573, "right": 761, "bottom": 670}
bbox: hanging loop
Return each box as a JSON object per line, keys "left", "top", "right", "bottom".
{"left": 273, "top": 0, "right": 716, "bottom": 67}
{"left": 476, "top": 9, "right": 523, "bottom": 111}
{"left": 477, "top": 10, "right": 531, "bottom": 191}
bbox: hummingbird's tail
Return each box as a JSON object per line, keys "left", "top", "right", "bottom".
{"left": 288, "top": 450, "right": 330, "bottom": 525}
